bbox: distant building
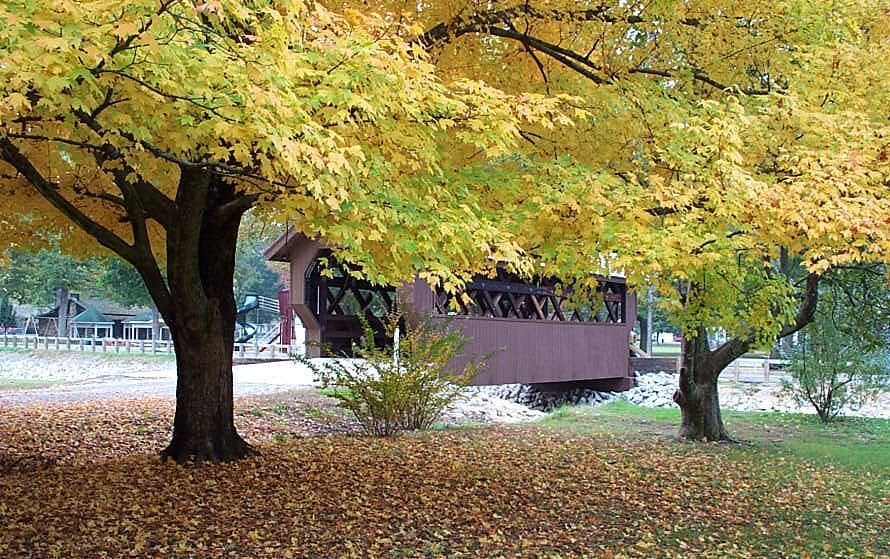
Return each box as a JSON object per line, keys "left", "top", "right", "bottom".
{"left": 123, "top": 310, "right": 171, "bottom": 341}
{"left": 33, "top": 289, "right": 148, "bottom": 339}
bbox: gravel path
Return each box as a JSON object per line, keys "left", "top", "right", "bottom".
{"left": 0, "top": 351, "right": 542, "bottom": 423}
{"left": 0, "top": 352, "right": 316, "bottom": 405}
{"left": 13, "top": 352, "right": 884, "bottom": 423}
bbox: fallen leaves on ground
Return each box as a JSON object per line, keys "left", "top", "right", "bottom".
{"left": 0, "top": 392, "right": 358, "bottom": 473}
{"left": 1, "top": 399, "right": 888, "bottom": 558}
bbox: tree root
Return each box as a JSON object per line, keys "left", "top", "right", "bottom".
{"left": 161, "top": 434, "right": 258, "bottom": 465}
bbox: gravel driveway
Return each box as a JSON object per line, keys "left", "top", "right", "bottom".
{"left": 0, "top": 351, "right": 318, "bottom": 405}
{"left": 0, "top": 351, "right": 544, "bottom": 424}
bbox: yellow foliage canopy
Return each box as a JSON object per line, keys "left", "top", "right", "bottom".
{"left": 0, "top": 0, "right": 578, "bottom": 283}
{"left": 4, "top": 0, "right": 890, "bottom": 339}
{"left": 347, "top": 0, "right": 890, "bottom": 338}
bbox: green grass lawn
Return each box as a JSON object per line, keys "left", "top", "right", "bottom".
{"left": 1, "top": 397, "right": 887, "bottom": 558}
{"left": 649, "top": 343, "right": 681, "bottom": 356}
{"left": 543, "top": 399, "right": 890, "bottom": 471}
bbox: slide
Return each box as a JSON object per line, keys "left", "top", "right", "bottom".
{"left": 235, "top": 295, "right": 259, "bottom": 343}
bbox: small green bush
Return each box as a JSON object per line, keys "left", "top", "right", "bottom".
{"left": 297, "top": 309, "right": 485, "bottom": 436}
{"left": 782, "top": 285, "right": 890, "bottom": 422}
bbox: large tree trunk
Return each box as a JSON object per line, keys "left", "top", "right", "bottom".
{"left": 163, "top": 300, "right": 252, "bottom": 462}
{"left": 673, "top": 274, "right": 821, "bottom": 442}
{"left": 153, "top": 170, "right": 256, "bottom": 463}
{"left": 1, "top": 134, "right": 260, "bottom": 463}
{"left": 673, "top": 329, "right": 741, "bottom": 441}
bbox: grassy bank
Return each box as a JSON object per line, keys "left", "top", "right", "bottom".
{"left": 544, "top": 400, "right": 890, "bottom": 471}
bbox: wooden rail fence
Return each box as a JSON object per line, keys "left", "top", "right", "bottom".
{"left": 725, "top": 357, "right": 790, "bottom": 383}
{"left": 1, "top": 333, "right": 296, "bottom": 360}
{"left": 2, "top": 332, "right": 788, "bottom": 378}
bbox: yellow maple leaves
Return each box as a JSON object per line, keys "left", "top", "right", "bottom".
{"left": 4, "top": 0, "right": 890, "bottom": 346}
{"left": 1, "top": 0, "right": 585, "bottom": 287}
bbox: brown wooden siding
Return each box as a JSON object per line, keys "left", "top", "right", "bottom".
{"left": 433, "top": 316, "right": 632, "bottom": 386}
{"left": 630, "top": 356, "right": 679, "bottom": 374}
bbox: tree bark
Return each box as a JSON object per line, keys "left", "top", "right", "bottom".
{"left": 150, "top": 303, "right": 160, "bottom": 343}
{"left": 673, "top": 328, "right": 738, "bottom": 441}
{"left": 163, "top": 304, "right": 253, "bottom": 463}
{"left": 673, "top": 274, "right": 821, "bottom": 441}
{"left": 154, "top": 170, "right": 256, "bottom": 463}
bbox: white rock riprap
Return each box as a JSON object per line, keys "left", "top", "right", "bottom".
{"left": 442, "top": 388, "right": 544, "bottom": 424}
{"left": 622, "top": 371, "right": 890, "bottom": 419}
{"left": 470, "top": 383, "right": 620, "bottom": 411}
{"left": 624, "top": 372, "right": 678, "bottom": 408}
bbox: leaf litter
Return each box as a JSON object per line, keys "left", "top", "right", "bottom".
{"left": 0, "top": 397, "right": 887, "bottom": 558}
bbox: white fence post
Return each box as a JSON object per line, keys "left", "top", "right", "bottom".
{"left": 5, "top": 335, "right": 297, "bottom": 361}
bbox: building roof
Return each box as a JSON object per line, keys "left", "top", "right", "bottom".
{"left": 71, "top": 307, "right": 113, "bottom": 324}
{"left": 76, "top": 296, "right": 146, "bottom": 320}
{"left": 35, "top": 295, "right": 145, "bottom": 321}
{"left": 36, "top": 298, "right": 86, "bottom": 319}
{"left": 124, "top": 310, "right": 166, "bottom": 325}
{"left": 264, "top": 228, "right": 315, "bottom": 262}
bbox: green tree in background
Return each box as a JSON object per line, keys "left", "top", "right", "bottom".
{"left": 233, "top": 212, "right": 285, "bottom": 305}
{"left": 0, "top": 297, "right": 17, "bottom": 328}
{"left": 92, "top": 257, "right": 152, "bottom": 309}
{"left": 784, "top": 266, "right": 890, "bottom": 422}
{"left": 1, "top": 214, "right": 282, "bottom": 311}
{"left": 0, "top": 248, "right": 97, "bottom": 306}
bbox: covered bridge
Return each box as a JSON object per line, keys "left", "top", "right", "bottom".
{"left": 266, "top": 231, "right": 636, "bottom": 390}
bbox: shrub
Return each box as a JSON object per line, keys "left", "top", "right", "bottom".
{"left": 297, "top": 309, "right": 486, "bottom": 436}
{"left": 782, "top": 272, "right": 890, "bottom": 422}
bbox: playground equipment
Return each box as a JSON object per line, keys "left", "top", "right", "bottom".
{"left": 235, "top": 295, "right": 259, "bottom": 343}
{"left": 234, "top": 294, "right": 284, "bottom": 344}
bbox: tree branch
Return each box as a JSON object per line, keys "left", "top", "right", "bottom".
{"left": 421, "top": 7, "right": 773, "bottom": 94}
{"left": 96, "top": 68, "right": 239, "bottom": 122}
{"left": 213, "top": 193, "right": 260, "bottom": 224}
{"left": 6, "top": 132, "right": 106, "bottom": 152}
{"left": 485, "top": 26, "right": 608, "bottom": 84}
{"left": 0, "top": 136, "right": 137, "bottom": 262}
{"left": 778, "top": 273, "right": 820, "bottom": 338}
{"left": 71, "top": 108, "right": 178, "bottom": 227}
{"left": 419, "top": 5, "right": 700, "bottom": 49}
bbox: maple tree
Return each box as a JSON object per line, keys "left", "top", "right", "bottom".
{"left": 0, "top": 0, "right": 576, "bottom": 461}
{"left": 5, "top": 0, "right": 890, "bottom": 459}
{"left": 348, "top": 0, "right": 890, "bottom": 440}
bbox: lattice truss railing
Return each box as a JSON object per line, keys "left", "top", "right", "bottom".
{"left": 305, "top": 253, "right": 396, "bottom": 339}
{"left": 435, "top": 272, "right": 626, "bottom": 324}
